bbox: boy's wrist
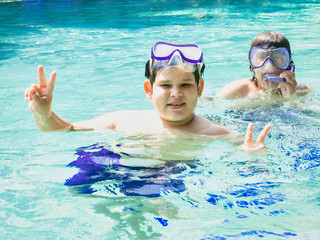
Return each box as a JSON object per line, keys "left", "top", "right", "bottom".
{"left": 33, "top": 109, "right": 70, "bottom": 131}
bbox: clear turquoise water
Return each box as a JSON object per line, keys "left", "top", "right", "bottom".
{"left": 1, "top": 0, "right": 320, "bottom": 239}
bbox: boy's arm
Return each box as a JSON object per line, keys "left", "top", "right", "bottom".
{"left": 215, "top": 79, "right": 250, "bottom": 99}
{"left": 71, "top": 113, "right": 116, "bottom": 131}
{"left": 25, "top": 66, "right": 115, "bottom": 132}
{"left": 31, "top": 109, "right": 72, "bottom": 132}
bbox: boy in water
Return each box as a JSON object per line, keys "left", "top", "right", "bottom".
{"left": 25, "top": 41, "right": 270, "bottom": 150}
{"left": 216, "top": 31, "right": 310, "bottom": 99}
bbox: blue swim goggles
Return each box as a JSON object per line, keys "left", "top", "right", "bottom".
{"left": 249, "top": 47, "right": 291, "bottom": 70}
{"left": 150, "top": 41, "right": 204, "bottom": 73}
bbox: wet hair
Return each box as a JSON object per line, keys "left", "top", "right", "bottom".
{"left": 250, "top": 31, "right": 291, "bottom": 53}
{"left": 145, "top": 60, "right": 205, "bottom": 86}
{"left": 249, "top": 31, "right": 293, "bottom": 85}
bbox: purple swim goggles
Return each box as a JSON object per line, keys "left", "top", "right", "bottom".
{"left": 150, "top": 41, "right": 203, "bottom": 73}
{"left": 249, "top": 47, "right": 291, "bottom": 70}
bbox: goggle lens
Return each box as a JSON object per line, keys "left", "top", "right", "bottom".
{"left": 249, "top": 47, "right": 290, "bottom": 70}
{"left": 152, "top": 41, "right": 203, "bottom": 63}
{"left": 150, "top": 41, "right": 203, "bottom": 73}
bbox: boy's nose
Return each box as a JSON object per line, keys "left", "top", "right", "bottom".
{"left": 261, "top": 58, "right": 277, "bottom": 72}
{"left": 170, "top": 86, "right": 183, "bottom": 97}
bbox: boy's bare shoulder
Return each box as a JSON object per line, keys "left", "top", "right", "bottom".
{"left": 193, "top": 115, "right": 230, "bottom": 136}
{"left": 215, "top": 79, "right": 253, "bottom": 99}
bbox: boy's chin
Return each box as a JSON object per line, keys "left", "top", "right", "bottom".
{"left": 163, "top": 113, "right": 191, "bottom": 123}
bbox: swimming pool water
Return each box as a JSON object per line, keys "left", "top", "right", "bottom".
{"left": 1, "top": 0, "right": 320, "bottom": 239}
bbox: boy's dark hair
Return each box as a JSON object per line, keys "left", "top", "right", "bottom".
{"left": 249, "top": 31, "right": 293, "bottom": 85}
{"left": 250, "top": 31, "right": 291, "bottom": 54}
{"left": 145, "top": 60, "right": 205, "bottom": 86}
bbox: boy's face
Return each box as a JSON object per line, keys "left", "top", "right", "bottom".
{"left": 144, "top": 67, "right": 204, "bottom": 125}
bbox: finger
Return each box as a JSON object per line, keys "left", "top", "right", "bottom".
{"left": 32, "top": 84, "right": 41, "bottom": 92}
{"left": 25, "top": 93, "right": 32, "bottom": 101}
{"left": 38, "top": 65, "right": 47, "bottom": 88}
{"left": 25, "top": 87, "right": 33, "bottom": 100}
{"left": 30, "top": 88, "right": 42, "bottom": 103}
{"left": 244, "top": 122, "right": 253, "bottom": 144}
{"left": 24, "top": 87, "right": 30, "bottom": 100}
{"left": 255, "top": 124, "right": 271, "bottom": 144}
{"left": 280, "top": 71, "right": 295, "bottom": 84}
{"left": 25, "top": 84, "right": 40, "bottom": 100}
{"left": 48, "top": 71, "right": 56, "bottom": 94}
{"left": 24, "top": 92, "right": 30, "bottom": 101}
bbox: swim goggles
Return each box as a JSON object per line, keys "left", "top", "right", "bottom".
{"left": 150, "top": 41, "right": 203, "bottom": 74}
{"left": 249, "top": 47, "right": 291, "bottom": 70}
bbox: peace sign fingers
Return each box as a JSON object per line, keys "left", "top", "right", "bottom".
{"left": 37, "top": 65, "right": 56, "bottom": 96}
{"left": 239, "top": 123, "right": 271, "bottom": 151}
{"left": 25, "top": 65, "right": 57, "bottom": 115}
{"left": 255, "top": 124, "right": 271, "bottom": 144}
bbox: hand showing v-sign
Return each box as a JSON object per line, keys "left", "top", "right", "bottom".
{"left": 24, "top": 66, "right": 71, "bottom": 131}
{"left": 24, "top": 65, "right": 56, "bottom": 116}
{"left": 239, "top": 123, "right": 271, "bottom": 151}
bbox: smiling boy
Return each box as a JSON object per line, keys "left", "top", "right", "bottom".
{"left": 25, "top": 41, "right": 270, "bottom": 150}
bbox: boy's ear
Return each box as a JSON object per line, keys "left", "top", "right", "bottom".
{"left": 197, "top": 78, "right": 204, "bottom": 97}
{"left": 143, "top": 80, "right": 153, "bottom": 99}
